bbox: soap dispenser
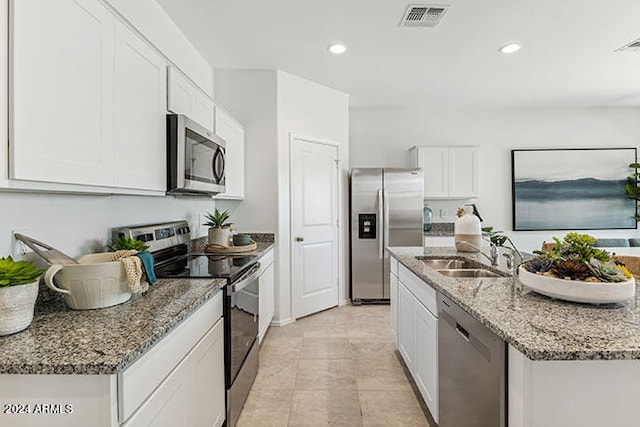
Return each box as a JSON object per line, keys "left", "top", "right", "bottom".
{"left": 454, "top": 205, "right": 481, "bottom": 252}
{"left": 423, "top": 204, "right": 432, "bottom": 232}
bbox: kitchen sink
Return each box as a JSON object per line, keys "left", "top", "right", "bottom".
{"left": 419, "top": 258, "right": 478, "bottom": 269}
{"left": 436, "top": 268, "right": 505, "bottom": 278}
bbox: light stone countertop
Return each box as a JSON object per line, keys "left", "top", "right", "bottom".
{"left": 388, "top": 246, "right": 640, "bottom": 361}
{"left": 0, "top": 236, "right": 275, "bottom": 375}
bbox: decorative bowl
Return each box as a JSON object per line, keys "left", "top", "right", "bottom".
{"left": 518, "top": 266, "right": 636, "bottom": 304}
{"left": 233, "top": 234, "right": 251, "bottom": 246}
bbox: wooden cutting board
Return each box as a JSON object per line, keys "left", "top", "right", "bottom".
{"left": 205, "top": 240, "right": 257, "bottom": 254}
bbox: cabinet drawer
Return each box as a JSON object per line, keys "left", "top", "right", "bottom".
{"left": 399, "top": 264, "right": 437, "bottom": 317}
{"left": 390, "top": 256, "right": 399, "bottom": 277}
{"left": 118, "top": 290, "right": 223, "bottom": 422}
{"left": 257, "top": 248, "right": 274, "bottom": 276}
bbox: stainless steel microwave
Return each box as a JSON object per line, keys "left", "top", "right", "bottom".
{"left": 167, "top": 114, "right": 226, "bottom": 196}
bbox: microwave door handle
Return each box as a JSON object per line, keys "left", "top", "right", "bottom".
{"left": 212, "top": 147, "right": 225, "bottom": 183}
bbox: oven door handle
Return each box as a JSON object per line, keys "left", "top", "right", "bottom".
{"left": 230, "top": 263, "right": 261, "bottom": 293}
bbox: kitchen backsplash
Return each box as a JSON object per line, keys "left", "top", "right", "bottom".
{"left": 0, "top": 192, "right": 216, "bottom": 260}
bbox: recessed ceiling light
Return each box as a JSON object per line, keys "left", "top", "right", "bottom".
{"left": 328, "top": 43, "right": 347, "bottom": 55}
{"left": 499, "top": 43, "right": 521, "bottom": 54}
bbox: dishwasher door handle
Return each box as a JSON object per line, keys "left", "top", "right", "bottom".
{"left": 456, "top": 323, "right": 470, "bottom": 342}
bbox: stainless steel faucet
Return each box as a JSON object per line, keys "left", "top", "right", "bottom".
{"left": 455, "top": 240, "right": 499, "bottom": 266}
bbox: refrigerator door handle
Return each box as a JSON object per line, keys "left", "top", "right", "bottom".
{"left": 383, "top": 189, "right": 390, "bottom": 254}
{"left": 377, "top": 189, "right": 384, "bottom": 259}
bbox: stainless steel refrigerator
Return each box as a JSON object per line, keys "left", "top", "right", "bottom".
{"left": 350, "top": 168, "right": 423, "bottom": 302}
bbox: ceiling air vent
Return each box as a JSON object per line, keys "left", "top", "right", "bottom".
{"left": 400, "top": 4, "right": 450, "bottom": 27}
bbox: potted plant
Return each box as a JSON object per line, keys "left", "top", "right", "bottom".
{"left": 109, "top": 236, "right": 149, "bottom": 252}
{"left": 0, "top": 256, "right": 45, "bottom": 335}
{"left": 519, "top": 232, "right": 635, "bottom": 304}
{"left": 203, "top": 208, "right": 233, "bottom": 247}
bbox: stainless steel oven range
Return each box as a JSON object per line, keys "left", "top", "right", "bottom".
{"left": 112, "top": 221, "right": 260, "bottom": 427}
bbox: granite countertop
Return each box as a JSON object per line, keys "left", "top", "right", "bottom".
{"left": 423, "top": 222, "right": 454, "bottom": 237}
{"left": 0, "top": 234, "right": 275, "bottom": 375}
{"left": 388, "top": 246, "right": 640, "bottom": 361}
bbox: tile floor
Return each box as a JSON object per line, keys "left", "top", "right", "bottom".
{"left": 237, "top": 304, "right": 435, "bottom": 426}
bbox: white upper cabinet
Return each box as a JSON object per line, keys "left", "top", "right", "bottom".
{"left": 7, "top": 0, "right": 214, "bottom": 194}
{"left": 411, "top": 146, "right": 478, "bottom": 199}
{"left": 168, "top": 67, "right": 214, "bottom": 132}
{"left": 11, "top": 0, "right": 116, "bottom": 186}
{"left": 214, "top": 106, "right": 245, "bottom": 200}
{"left": 114, "top": 21, "right": 167, "bottom": 191}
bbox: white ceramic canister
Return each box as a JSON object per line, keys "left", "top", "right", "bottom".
{"left": 454, "top": 205, "right": 481, "bottom": 252}
{"left": 43, "top": 253, "right": 132, "bottom": 310}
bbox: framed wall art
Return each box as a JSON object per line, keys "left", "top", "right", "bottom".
{"left": 511, "top": 148, "right": 637, "bottom": 231}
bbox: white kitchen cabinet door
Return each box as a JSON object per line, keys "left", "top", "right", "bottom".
{"left": 411, "top": 146, "right": 478, "bottom": 199}
{"left": 124, "top": 319, "right": 225, "bottom": 427}
{"left": 214, "top": 106, "right": 245, "bottom": 200}
{"left": 258, "top": 262, "right": 275, "bottom": 343}
{"left": 398, "top": 281, "right": 416, "bottom": 370}
{"left": 167, "top": 67, "right": 214, "bottom": 132}
{"left": 188, "top": 318, "right": 225, "bottom": 427}
{"left": 414, "top": 300, "right": 439, "bottom": 423}
{"left": 415, "top": 147, "right": 448, "bottom": 198}
{"left": 114, "top": 21, "right": 167, "bottom": 191}
{"left": 11, "top": 0, "right": 116, "bottom": 186}
{"left": 389, "top": 257, "right": 398, "bottom": 347}
{"left": 448, "top": 147, "right": 478, "bottom": 198}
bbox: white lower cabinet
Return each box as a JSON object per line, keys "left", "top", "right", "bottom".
{"left": 123, "top": 317, "right": 224, "bottom": 427}
{"left": 0, "top": 291, "right": 225, "bottom": 427}
{"left": 414, "top": 300, "right": 439, "bottom": 422}
{"left": 390, "top": 270, "right": 399, "bottom": 346}
{"left": 397, "top": 281, "right": 416, "bottom": 369}
{"left": 394, "top": 259, "right": 439, "bottom": 423}
{"left": 258, "top": 248, "right": 275, "bottom": 343}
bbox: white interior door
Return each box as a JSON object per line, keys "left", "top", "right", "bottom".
{"left": 291, "top": 137, "right": 339, "bottom": 319}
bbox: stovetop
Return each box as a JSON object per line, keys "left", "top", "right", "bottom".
{"left": 154, "top": 253, "right": 259, "bottom": 282}
{"left": 111, "top": 220, "right": 260, "bottom": 282}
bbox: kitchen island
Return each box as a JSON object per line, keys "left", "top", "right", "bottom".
{"left": 389, "top": 246, "right": 640, "bottom": 427}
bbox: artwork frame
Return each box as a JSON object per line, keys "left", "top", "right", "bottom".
{"left": 511, "top": 148, "right": 638, "bottom": 231}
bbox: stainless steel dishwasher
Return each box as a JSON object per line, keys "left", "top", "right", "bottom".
{"left": 438, "top": 293, "right": 506, "bottom": 427}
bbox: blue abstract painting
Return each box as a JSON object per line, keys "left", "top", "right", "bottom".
{"left": 512, "top": 148, "right": 637, "bottom": 231}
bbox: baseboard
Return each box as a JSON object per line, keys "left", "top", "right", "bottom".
{"left": 271, "top": 318, "right": 294, "bottom": 327}
{"left": 339, "top": 298, "right": 351, "bottom": 306}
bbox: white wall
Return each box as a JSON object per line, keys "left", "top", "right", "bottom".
{"left": 213, "top": 70, "right": 278, "bottom": 233}
{"left": 276, "top": 71, "right": 350, "bottom": 320}
{"left": 0, "top": 192, "right": 214, "bottom": 260}
{"left": 350, "top": 107, "right": 640, "bottom": 252}
{"left": 214, "top": 69, "right": 349, "bottom": 324}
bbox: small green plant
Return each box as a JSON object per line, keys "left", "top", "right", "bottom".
{"left": 0, "top": 256, "right": 45, "bottom": 287}
{"left": 481, "top": 226, "right": 507, "bottom": 247}
{"left": 203, "top": 209, "right": 232, "bottom": 229}
{"left": 110, "top": 236, "right": 149, "bottom": 252}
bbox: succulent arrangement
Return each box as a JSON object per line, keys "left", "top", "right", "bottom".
{"left": 109, "top": 236, "right": 149, "bottom": 252}
{"left": 0, "top": 256, "right": 45, "bottom": 287}
{"left": 523, "top": 232, "right": 632, "bottom": 283}
{"left": 203, "top": 209, "right": 232, "bottom": 229}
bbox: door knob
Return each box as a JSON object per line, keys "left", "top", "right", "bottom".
{"left": 295, "top": 237, "right": 304, "bottom": 242}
